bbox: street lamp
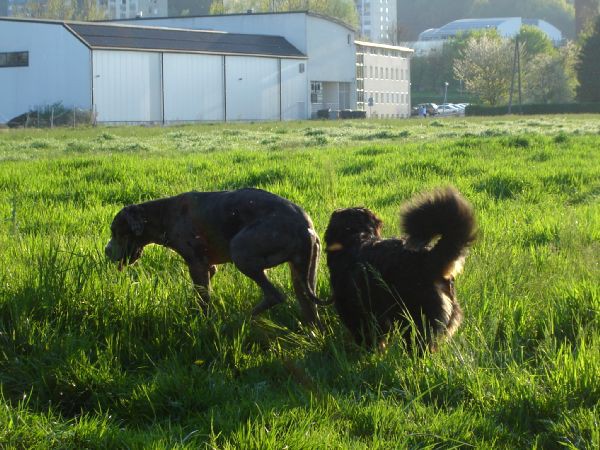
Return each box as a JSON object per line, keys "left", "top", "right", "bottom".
{"left": 443, "top": 81, "right": 449, "bottom": 105}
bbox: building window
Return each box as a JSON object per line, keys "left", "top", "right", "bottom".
{"left": 311, "top": 81, "right": 322, "bottom": 104}
{"left": 0, "top": 51, "right": 29, "bottom": 68}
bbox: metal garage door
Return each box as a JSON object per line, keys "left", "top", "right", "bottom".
{"left": 92, "top": 50, "right": 162, "bottom": 123}
{"left": 225, "top": 56, "right": 280, "bottom": 121}
{"left": 163, "top": 53, "right": 224, "bottom": 122}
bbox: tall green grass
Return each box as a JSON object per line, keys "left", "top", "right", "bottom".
{"left": 0, "top": 116, "right": 599, "bottom": 448}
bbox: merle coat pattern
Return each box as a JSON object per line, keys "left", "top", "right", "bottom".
{"left": 106, "top": 188, "right": 323, "bottom": 326}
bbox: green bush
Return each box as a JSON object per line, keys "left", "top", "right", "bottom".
{"left": 465, "top": 102, "right": 600, "bottom": 116}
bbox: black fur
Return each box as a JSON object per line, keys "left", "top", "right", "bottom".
{"left": 106, "top": 188, "right": 324, "bottom": 327}
{"left": 324, "top": 187, "right": 476, "bottom": 350}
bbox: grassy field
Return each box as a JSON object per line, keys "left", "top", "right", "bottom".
{"left": 0, "top": 116, "right": 599, "bottom": 448}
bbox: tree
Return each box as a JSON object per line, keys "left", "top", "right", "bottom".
{"left": 471, "top": 0, "right": 575, "bottom": 38}
{"left": 575, "top": 0, "right": 600, "bottom": 36}
{"left": 20, "top": 0, "right": 105, "bottom": 20}
{"left": 518, "top": 25, "right": 556, "bottom": 57}
{"left": 170, "top": 0, "right": 212, "bottom": 16}
{"left": 517, "top": 25, "right": 578, "bottom": 104}
{"left": 524, "top": 43, "right": 578, "bottom": 103}
{"left": 453, "top": 32, "right": 514, "bottom": 105}
{"left": 210, "top": 0, "right": 358, "bottom": 27}
{"left": 576, "top": 15, "right": 600, "bottom": 101}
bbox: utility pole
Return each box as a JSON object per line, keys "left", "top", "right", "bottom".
{"left": 443, "top": 81, "right": 448, "bottom": 105}
{"left": 517, "top": 37, "right": 522, "bottom": 114}
{"left": 508, "top": 36, "right": 521, "bottom": 114}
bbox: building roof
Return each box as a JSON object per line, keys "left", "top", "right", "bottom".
{"left": 355, "top": 40, "right": 413, "bottom": 54}
{"left": 0, "top": 17, "right": 306, "bottom": 59}
{"left": 440, "top": 18, "right": 515, "bottom": 32}
{"left": 419, "top": 17, "right": 519, "bottom": 41}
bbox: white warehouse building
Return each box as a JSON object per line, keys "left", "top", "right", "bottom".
{"left": 0, "top": 17, "right": 309, "bottom": 124}
{"left": 112, "top": 11, "right": 358, "bottom": 117}
{"left": 0, "top": 12, "right": 412, "bottom": 124}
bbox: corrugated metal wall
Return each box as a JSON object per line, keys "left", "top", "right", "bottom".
{"left": 163, "top": 53, "right": 225, "bottom": 122}
{"left": 92, "top": 50, "right": 305, "bottom": 123}
{"left": 225, "top": 56, "right": 280, "bottom": 121}
{"left": 93, "top": 50, "right": 162, "bottom": 123}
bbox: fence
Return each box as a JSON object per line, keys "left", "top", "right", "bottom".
{"left": 7, "top": 104, "right": 96, "bottom": 128}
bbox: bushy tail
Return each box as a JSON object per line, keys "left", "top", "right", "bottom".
{"left": 401, "top": 187, "right": 476, "bottom": 277}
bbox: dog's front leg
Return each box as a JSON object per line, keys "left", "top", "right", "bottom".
{"left": 187, "top": 262, "right": 212, "bottom": 313}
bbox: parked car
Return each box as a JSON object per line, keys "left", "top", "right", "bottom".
{"left": 438, "top": 103, "right": 462, "bottom": 115}
{"left": 412, "top": 103, "right": 438, "bottom": 116}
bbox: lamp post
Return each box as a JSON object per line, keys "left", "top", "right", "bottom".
{"left": 443, "top": 81, "right": 449, "bottom": 105}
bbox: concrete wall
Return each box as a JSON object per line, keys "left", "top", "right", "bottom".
{"left": 357, "top": 42, "right": 412, "bottom": 118}
{"left": 281, "top": 59, "right": 308, "bottom": 121}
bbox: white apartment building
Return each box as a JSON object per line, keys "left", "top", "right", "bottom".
{"left": 355, "top": 0, "right": 397, "bottom": 44}
{"left": 356, "top": 40, "right": 412, "bottom": 118}
{"left": 98, "top": 0, "right": 168, "bottom": 20}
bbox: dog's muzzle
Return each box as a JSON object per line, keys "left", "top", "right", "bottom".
{"left": 105, "top": 240, "right": 119, "bottom": 261}
{"left": 105, "top": 240, "right": 134, "bottom": 271}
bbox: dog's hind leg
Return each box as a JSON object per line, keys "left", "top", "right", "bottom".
{"left": 229, "top": 229, "right": 288, "bottom": 317}
{"left": 290, "top": 263, "right": 322, "bottom": 329}
{"left": 240, "top": 267, "right": 286, "bottom": 317}
{"left": 289, "top": 230, "right": 325, "bottom": 328}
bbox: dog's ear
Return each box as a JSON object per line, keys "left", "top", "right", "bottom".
{"left": 365, "top": 209, "right": 383, "bottom": 236}
{"left": 124, "top": 205, "right": 145, "bottom": 236}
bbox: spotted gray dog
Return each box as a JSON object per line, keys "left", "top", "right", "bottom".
{"left": 105, "top": 188, "right": 323, "bottom": 327}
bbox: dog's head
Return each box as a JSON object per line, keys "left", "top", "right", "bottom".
{"left": 105, "top": 205, "right": 146, "bottom": 270}
{"left": 324, "top": 207, "right": 383, "bottom": 252}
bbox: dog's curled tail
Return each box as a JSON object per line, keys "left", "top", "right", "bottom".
{"left": 401, "top": 187, "right": 476, "bottom": 277}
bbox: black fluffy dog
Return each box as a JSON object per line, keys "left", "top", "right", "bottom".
{"left": 324, "top": 187, "right": 476, "bottom": 350}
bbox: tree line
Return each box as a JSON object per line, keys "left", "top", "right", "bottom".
{"left": 208, "top": 0, "right": 358, "bottom": 26}
{"left": 413, "top": 15, "right": 600, "bottom": 106}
